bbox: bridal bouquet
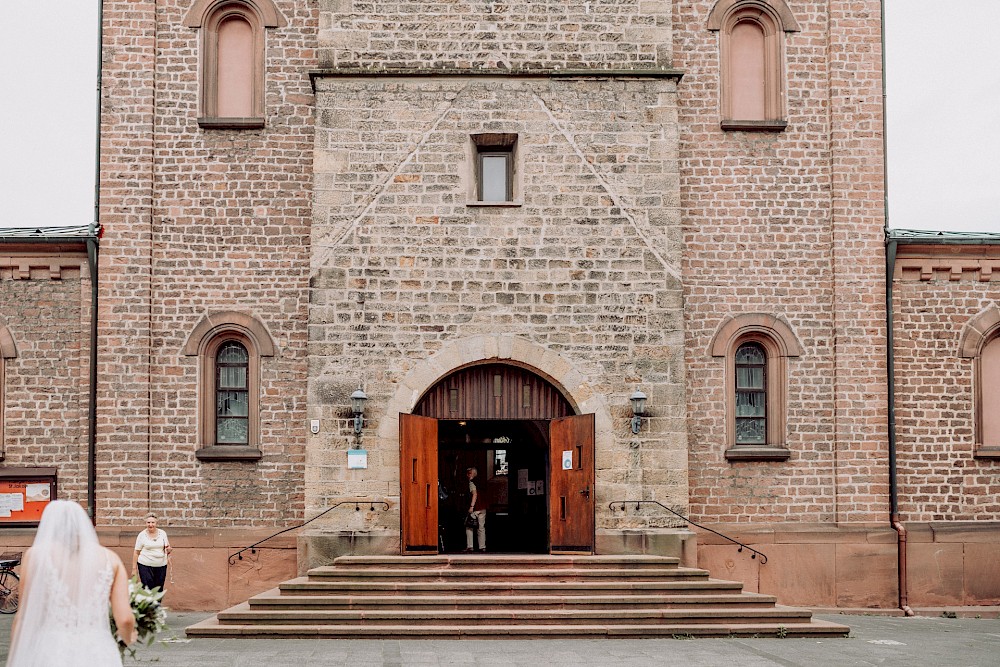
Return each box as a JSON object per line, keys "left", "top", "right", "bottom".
{"left": 109, "top": 576, "right": 168, "bottom": 660}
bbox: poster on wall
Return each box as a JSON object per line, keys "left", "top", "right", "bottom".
{"left": 0, "top": 468, "right": 57, "bottom": 525}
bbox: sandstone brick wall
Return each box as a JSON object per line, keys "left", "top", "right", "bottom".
{"left": 97, "top": 0, "right": 316, "bottom": 527}
{"left": 308, "top": 72, "right": 687, "bottom": 531}
{"left": 893, "top": 256, "right": 1000, "bottom": 521}
{"left": 318, "top": 0, "right": 672, "bottom": 70}
{"left": 0, "top": 258, "right": 91, "bottom": 503}
{"left": 678, "top": 0, "right": 888, "bottom": 524}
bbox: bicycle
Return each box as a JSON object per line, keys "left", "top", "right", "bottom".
{"left": 0, "top": 551, "right": 21, "bottom": 614}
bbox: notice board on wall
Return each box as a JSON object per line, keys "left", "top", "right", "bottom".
{"left": 0, "top": 468, "right": 57, "bottom": 526}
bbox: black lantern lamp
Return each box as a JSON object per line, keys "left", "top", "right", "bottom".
{"left": 630, "top": 389, "right": 647, "bottom": 434}
{"left": 350, "top": 387, "right": 368, "bottom": 435}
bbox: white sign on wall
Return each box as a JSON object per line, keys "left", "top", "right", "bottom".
{"left": 347, "top": 449, "right": 368, "bottom": 469}
{"left": 562, "top": 450, "right": 573, "bottom": 470}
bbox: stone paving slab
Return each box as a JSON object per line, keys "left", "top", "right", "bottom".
{"left": 3, "top": 612, "right": 1000, "bottom": 665}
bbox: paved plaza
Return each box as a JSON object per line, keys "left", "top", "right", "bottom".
{"left": 2, "top": 612, "right": 1000, "bottom": 666}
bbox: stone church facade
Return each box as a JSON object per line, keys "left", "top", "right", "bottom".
{"left": 0, "top": 0, "right": 998, "bottom": 612}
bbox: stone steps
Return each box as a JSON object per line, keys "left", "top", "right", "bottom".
{"left": 278, "top": 578, "right": 740, "bottom": 596}
{"left": 188, "top": 618, "right": 852, "bottom": 639}
{"left": 323, "top": 555, "right": 681, "bottom": 569}
{"left": 186, "top": 555, "right": 850, "bottom": 639}
{"left": 249, "top": 590, "right": 779, "bottom": 610}
{"left": 218, "top": 601, "right": 815, "bottom": 626}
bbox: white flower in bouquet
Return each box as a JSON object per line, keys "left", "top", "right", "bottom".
{"left": 109, "top": 576, "right": 169, "bottom": 660}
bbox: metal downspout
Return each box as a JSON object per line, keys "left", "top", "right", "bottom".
{"left": 87, "top": 0, "right": 105, "bottom": 525}
{"left": 886, "top": 238, "right": 912, "bottom": 616}
{"left": 880, "top": 0, "right": 912, "bottom": 616}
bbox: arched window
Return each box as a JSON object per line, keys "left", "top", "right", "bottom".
{"left": 982, "top": 335, "right": 1000, "bottom": 448}
{"left": 710, "top": 313, "right": 803, "bottom": 460}
{"left": 215, "top": 341, "right": 250, "bottom": 444}
{"left": 183, "top": 311, "right": 275, "bottom": 460}
{"left": 708, "top": 0, "right": 799, "bottom": 131}
{"left": 959, "top": 305, "right": 1000, "bottom": 456}
{"left": 216, "top": 16, "right": 255, "bottom": 118}
{"left": 183, "top": 0, "right": 286, "bottom": 129}
{"left": 735, "top": 342, "right": 767, "bottom": 444}
{"left": 0, "top": 322, "right": 17, "bottom": 451}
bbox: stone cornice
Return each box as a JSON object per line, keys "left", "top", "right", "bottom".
{"left": 894, "top": 243, "right": 1000, "bottom": 282}
{"left": 310, "top": 66, "right": 684, "bottom": 90}
{"left": 0, "top": 251, "right": 88, "bottom": 280}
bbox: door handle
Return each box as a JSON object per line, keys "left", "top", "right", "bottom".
{"left": 580, "top": 485, "right": 590, "bottom": 498}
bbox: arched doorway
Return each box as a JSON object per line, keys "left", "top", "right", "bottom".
{"left": 399, "top": 363, "right": 595, "bottom": 555}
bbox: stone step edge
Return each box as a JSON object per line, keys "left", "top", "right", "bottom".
{"left": 331, "top": 555, "right": 682, "bottom": 566}
{"left": 248, "top": 592, "right": 779, "bottom": 607}
{"left": 279, "top": 579, "right": 743, "bottom": 592}
{"left": 305, "top": 567, "right": 709, "bottom": 578}
{"left": 217, "top": 610, "right": 817, "bottom": 624}
{"left": 185, "top": 619, "right": 851, "bottom": 638}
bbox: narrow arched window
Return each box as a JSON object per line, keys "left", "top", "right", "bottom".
{"left": 710, "top": 313, "right": 802, "bottom": 460}
{"left": 729, "top": 19, "right": 767, "bottom": 121}
{"left": 183, "top": 311, "right": 275, "bottom": 461}
{"left": 708, "top": 0, "right": 799, "bottom": 131}
{"left": 735, "top": 342, "right": 767, "bottom": 444}
{"left": 184, "top": 0, "right": 286, "bottom": 129}
{"left": 982, "top": 335, "right": 1000, "bottom": 447}
{"left": 958, "top": 306, "right": 1000, "bottom": 457}
{"left": 216, "top": 16, "right": 255, "bottom": 118}
{"left": 216, "top": 341, "right": 250, "bottom": 444}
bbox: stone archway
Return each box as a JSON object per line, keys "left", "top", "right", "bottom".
{"left": 376, "top": 334, "right": 613, "bottom": 449}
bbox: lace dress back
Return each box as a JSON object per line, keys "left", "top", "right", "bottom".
{"left": 8, "top": 547, "right": 123, "bottom": 667}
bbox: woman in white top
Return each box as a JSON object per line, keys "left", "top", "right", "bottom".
{"left": 7, "top": 500, "right": 137, "bottom": 666}
{"left": 132, "top": 513, "right": 172, "bottom": 592}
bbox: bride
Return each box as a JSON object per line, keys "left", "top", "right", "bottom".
{"left": 7, "top": 500, "right": 137, "bottom": 666}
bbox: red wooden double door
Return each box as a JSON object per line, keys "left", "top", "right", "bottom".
{"left": 400, "top": 412, "right": 595, "bottom": 555}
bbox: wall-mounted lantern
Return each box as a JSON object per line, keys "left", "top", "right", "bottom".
{"left": 630, "top": 389, "right": 647, "bottom": 435}
{"left": 350, "top": 387, "right": 368, "bottom": 436}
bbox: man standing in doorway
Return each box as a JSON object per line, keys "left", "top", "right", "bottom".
{"left": 465, "top": 467, "right": 487, "bottom": 552}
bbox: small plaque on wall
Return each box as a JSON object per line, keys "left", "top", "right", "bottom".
{"left": 347, "top": 449, "right": 368, "bottom": 469}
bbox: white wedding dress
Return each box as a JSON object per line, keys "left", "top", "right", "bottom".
{"left": 7, "top": 501, "right": 123, "bottom": 666}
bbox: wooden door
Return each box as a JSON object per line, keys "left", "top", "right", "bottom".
{"left": 549, "top": 413, "right": 595, "bottom": 554}
{"left": 400, "top": 413, "right": 438, "bottom": 554}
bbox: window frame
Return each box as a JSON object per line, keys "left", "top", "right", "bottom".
{"left": 708, "top": 0, "right": 799, "bottom": 132}
{"left": 214, "top": 340, "right": 251, "bottom": 446}
{"left": 958, "top": 306, "right": 1000, "bottom": 458}
{"left": 477, "top": 149, "right": 514, "bottom": 202}
{"left": 734, "top": 341, "right": 768, "bottom": 445}
{"left": 709, "top": 313, "right": 802, "bottom": 461}
{"left": 0, "top": 323, "right": 16, "bottom": 456}
{"left": 182, "top": 311, "right": 275, "bottom": 461}
{"left": 468, "top": 133, "right": 521, "bottom": 206}
{"left": 183, "top": 0, "right": 287, "bottom": 129}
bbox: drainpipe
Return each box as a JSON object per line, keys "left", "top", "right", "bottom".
{"left": 885, "top": 238, "right": 912, "bottom": 616}
{"left": 87, "top": 0, "right": 105, "bottom": 525}
{"left": 881, "top": 0, "right": 912, "bottom": 616}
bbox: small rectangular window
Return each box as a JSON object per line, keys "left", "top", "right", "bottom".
{"left": 479, "top": 151, "right": 512, "bottom": 201}
{"left": 471, "top": 133, "right": 518, "bottom": 203}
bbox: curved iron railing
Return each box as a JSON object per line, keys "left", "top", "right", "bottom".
{"left": 228, "top": 500, "right": 389, "bottom": 566}
{"left": 609, "top": 500, "right": 767, "bottom": 565}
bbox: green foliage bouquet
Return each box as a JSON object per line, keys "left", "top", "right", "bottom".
{"left": 109, "top": 576, "right": 168, "bottom": 661}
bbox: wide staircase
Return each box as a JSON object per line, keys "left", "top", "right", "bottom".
{"left": 186, "top": 555, "right": 850, "bottom": 639}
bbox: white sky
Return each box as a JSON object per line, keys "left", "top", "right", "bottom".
{"left": 0, "top": 1, "right": 997, "bottom": 233}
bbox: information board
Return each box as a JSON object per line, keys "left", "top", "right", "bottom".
{"left": 0, "top": 469, "right": 57, "bottom": 525}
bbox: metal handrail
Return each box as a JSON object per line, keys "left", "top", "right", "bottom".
{"left": 609, "top": 500, "right": 767, "bottom": 564}
{"left": 228, "top": 500, "right": 389, "bottom": 565}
